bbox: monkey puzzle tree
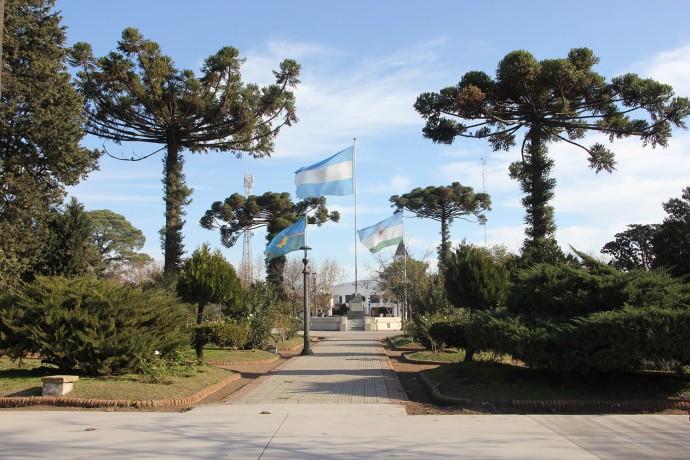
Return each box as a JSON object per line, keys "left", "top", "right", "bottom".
{"left": 69, "top": 28, "right": 300, "bottom": 274}
{"left": 415, "top": 47, "right": 690, "bottom": 264}
{"left": 390, "top": 182, "right": 490, "bottom": 270}
{"left": 200, "top": 191, "right": 339, "bottom": 291}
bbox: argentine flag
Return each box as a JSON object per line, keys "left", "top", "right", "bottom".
{"left": 358, "top": 212, "right": 404, "bottom": 254}
{"left": 294, "top": 147, "right": 354, "bottom": 199}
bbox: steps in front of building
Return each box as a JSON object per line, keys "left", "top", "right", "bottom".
{"left": 347, "top": 319, "right": 365, "bottom": 331}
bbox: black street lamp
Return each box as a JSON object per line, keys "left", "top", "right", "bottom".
{"left": 300, "top": 246, "right": 313, "bottom": 355}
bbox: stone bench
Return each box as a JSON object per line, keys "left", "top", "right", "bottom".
{"left": 41, "top": 375, "right": 79, "bottom": 396}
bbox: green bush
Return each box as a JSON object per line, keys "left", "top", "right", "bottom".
{"left": 273, "top": 310, "right": 300, "bottom": 342}
{"left": 243, "top": 282, "right": 277, "bottom": 350}
{"left": 331, "top": 304, "right": 349, "bottom": 316}
{"left": 465, "top": 306, "right": 690, "bottom": 375}
{"left": 444, "top": 242, "right": 509, "bottom": 311}
{"left": 522, "top": 307, "right": 690, "bottom": 374}
{"left": 507, "top": 253, "right": 690, "bottom": 322}
{"left": 194, "top": 320, "right": 249, "bottom": 351}
{"left": 136, "top": 347, "right": 199, "bottom": 384}
{"left": 213, "top": 320, "right": 249, "bottom": 351}
{"left": 404, "top": 310, "right": 468, "bottom": 353}
{"left": 428, "top": 320, "right": 467, "bottom": 350}
{"left": 0, "top": 276, "right": 191, "bottom": 375}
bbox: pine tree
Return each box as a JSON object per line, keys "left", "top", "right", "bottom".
{"left": 176, "top": 244, "right": 243, "bottom": 359}
{"left": 0, "top": 0, "right": 99, "bottom": 288}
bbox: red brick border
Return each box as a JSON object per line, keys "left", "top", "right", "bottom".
{"left": 512, "top": 399, "right": 690, "bottom": 413}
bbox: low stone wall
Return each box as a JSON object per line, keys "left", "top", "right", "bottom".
{"left": 366, "top": 317, "right": 402, "bottom": 331}
{"left": 310, "top": 317, "right": 344, "bottom": 331}
{"left": 308, "top": 316, "right": 402, "bottom": 331}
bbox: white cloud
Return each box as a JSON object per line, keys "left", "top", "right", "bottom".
{"left": 631, "top": 43, "right": 690, "bottom": 96}
{"left": 360, "top": 174, "right": 412, "bottom": 196}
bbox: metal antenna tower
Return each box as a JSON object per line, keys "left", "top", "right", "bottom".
{"left": 241, "top": 173, "right": 254, "bottom": 286}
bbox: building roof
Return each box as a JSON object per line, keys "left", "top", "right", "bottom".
{"left": 394, "top": 241, "right": 408, "bottom": 258}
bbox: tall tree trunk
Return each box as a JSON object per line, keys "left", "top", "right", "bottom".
{"left": 438, "top": 208, "right": 450, "bottom": 272}
{"left": 195, "top": 300, "right": 206, "bottom": 360}
{"left": 511, "top": 128, "right": 561, "bottom": 264}
{"left": 267, "top": 256, "right": 287, "bottom": 295}
{"left": 162, "top": 139, "right": 191, "bottom": 274}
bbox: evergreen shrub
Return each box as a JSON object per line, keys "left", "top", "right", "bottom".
{"left": 0, "top": 276, "right": 191, "bottom": 375}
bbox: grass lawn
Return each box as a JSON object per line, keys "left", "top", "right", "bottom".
{"left": 405, "top": 350, "right": 465, "bottom": 363}
{"left": 389, "top": 335, "right": 424, "bottom": 349}
{"left": 203, "top": 348, "right": 276, "bottom": 363}
{"left": 0, "top": 357, "right": 234, "bottom": 400}
{"left": 272, "top": 335, "right": 305, "bottom": 349}
{"left": 424, "top": 360, "right": 690, "bottom": 403}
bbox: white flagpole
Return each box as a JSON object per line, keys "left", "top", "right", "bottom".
{"left": 402, "top": 208, "right": 407, "bottom": 322}
{"left": 353, "top": 138, "right": 358, "bottom": 298}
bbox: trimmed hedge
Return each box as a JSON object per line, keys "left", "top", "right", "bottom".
{"left": 195, "top": 320, "right": 249, "bottom": 351}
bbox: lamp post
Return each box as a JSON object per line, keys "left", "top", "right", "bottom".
{"left": 300, "top": 246, "right": 313, "bottom": 355}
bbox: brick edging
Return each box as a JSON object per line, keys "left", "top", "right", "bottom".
{"left": 418, "top": 372, "right": 470, "bottom": 406}
{"left": 513, "top": 399, "right": 690, "bottom": 413}
{"left": 0, "top": 373, "right": 241, "bottom": 410}
{"left": 416, "top": 370, "right": 690, "bottom": 413}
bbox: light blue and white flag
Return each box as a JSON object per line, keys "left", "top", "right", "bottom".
{"left": 294, "top": 147, "right": 354, "bottom": 199}
{"left": 358, "top": 212, "right": 404, "bottom": 254}
{"left": 264, "top": 217, "right": 306, "bottom": 262}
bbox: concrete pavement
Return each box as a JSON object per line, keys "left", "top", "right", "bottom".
{"left": 0, "top": 331, "right": 688, "bottom": 459}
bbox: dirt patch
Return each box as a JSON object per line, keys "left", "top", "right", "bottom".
{"left": 381, "top": 338, "right": 500, "bottom": 415}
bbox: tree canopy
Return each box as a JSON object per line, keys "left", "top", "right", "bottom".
{"left": 69, "top": 28, "right": 301, "bottom": 274}
{"left": 601, "top": 187, "right": 690, "bottom": 279}
{"left": 34, "top": 198, "right": 103, "bottom": 278}
{"left": 601, "top": 223, "right": 658, "bottom": 271}
{"left": 390, "top": 182, "right": 490, "bottom": 269}
{"left": 201, "top": 191, "right": 339, "bottom": 289}
{"left": 0, "top": 0, "right": 99, "bottom": 288}
{"left": 654, "top": 187, "right": 690, "bottom": 279}
{"left": 87, "top": 209, "right": 152, "bottom": 272}
{"left": 415, "top": 47, "right": 690, "bottom": 263}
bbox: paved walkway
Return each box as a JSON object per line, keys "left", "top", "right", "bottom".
{"left": 227, "top": 332, "right": 405, "bottom": 406}
{"left": 1, "top": 331, "right": 689, "bottom": 459}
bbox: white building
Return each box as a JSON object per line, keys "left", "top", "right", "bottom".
{"left": 330, "top": 279, "right": 401, "bottom": 317}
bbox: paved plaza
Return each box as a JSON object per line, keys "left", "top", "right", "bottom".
{"left": 0, "top": 332, "right": 689, "bottom": 459}
{"left": 225, "top": 332, "right": 405, "bottom": 406}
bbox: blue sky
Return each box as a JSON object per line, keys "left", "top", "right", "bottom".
{"left": 60, "top": 0, "right": 690, "bottom": 281}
